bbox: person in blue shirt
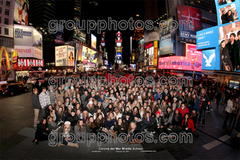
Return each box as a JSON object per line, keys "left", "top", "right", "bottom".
{"left": 154, "top": 88, "right": 162, "bottom": 101}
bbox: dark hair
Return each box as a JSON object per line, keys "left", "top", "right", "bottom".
{"left": 237, "top": 30, "right": 240, "bottom": 36}
{"left": 22, "top": 2, "right": 29, "bottom": 12}
{"left": 230, "top": 33, "right": 236, "bottom": 37}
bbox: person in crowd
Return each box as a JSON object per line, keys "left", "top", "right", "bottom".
{"left": 80, "top": 108, "right": 92, "bottom": 123}
{"left": 58, "top": 121, "right": 79, "bottom": 148}
{"left": 74, "top": 119, "right": 86, "bottom": 140}
{"left": 32, "top": 87, "right": 41, "bottom": 129}
{"left": 56, "top": 107, "right": 65, "bottom": 123}
{"left": 154, "top": 111, "right": 165, "bottom": 134}
{"left": 223, "top": 97, "right": 234, "bottom": 129}
{"left": 39, "top": 86, "right": 51, "bottom": 119}
{"left": 47, "top": 116, "right": 58, "bottom": 132}
{"left": 32, "top": 119, "right": 49, "bottom": 144}
{"left": 178, "top": 103, "right": 189, "bottom": 118}
{"left": 55, "top": 86, "right": 64, "bottom": 104}
{"left": 127, "top": 122, "right": 142, "bottom": 144}
{"left": 142, "top": 112, "right": 155, "bottom": 133}
{"left": 181, "top": 113, "right": 195, "bottom": 133}
{"left": 113, "top": 117, "right": 127, "bottom": 135}
{"left": 85, "top": 116, "right": 96, "bottom": 133}
{"left": 164, "top": 107, "right": 173, "bottom": 127}
{"left": 229, "top": 97, "right": 239, "bottom": 129}
{"left": 198, "top": 89, "right": 209, "bottom": 127}
{"left": 48, "top": 85, "right": 56, "bottom": 107}
{"left": 105, "top": 112, "right": 115, "bottom": 130}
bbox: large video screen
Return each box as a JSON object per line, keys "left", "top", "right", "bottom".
{"left": 219, "top": 21, "right": 240, "bottom": 71}
{"left": 197, "top": 0, "right": 240, "bottom": 72}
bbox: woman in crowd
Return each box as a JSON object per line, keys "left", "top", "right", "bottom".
{"left": 74, "top": 119, "right": 86, "bottom": 140}
{"left": 105, "top": 112, "right": 115, "bottom": 130}
{"left": 56, "top": 107, "right": 65, "bottom": 123}
{"left": 94, "top": 114, "right": 105, "bottom": 134}
{"left": 32, "top": 119, "right": 49, "bottom": 144}
{"left": 55, "top": 86, "right": 64, "bottom": 104}
{"left": 86, "top": 116, "right": 96, "bottom": 133}
{"left": 181, "top": 113, "right": 195, "bottom": 133}
{"left": 113, "top": 117, "right": 127, "bottom": 135}
{"left": 47, "top": 116, "right": 58, "bottom": 132}
{"left": 128, "top": 122, "right": 142, "bottom": 144}
{"left": 223, "top": 97, "right": 234, "bottom": 129}
{"left": 55, "top": 100, "right": 64, "bottom": 111}
{"left": 142, "top": 112, "right": 155, "bottom": 133}
{"left": 164, "top": 107, "right": 173, "bottom": 127}
{"left": 80, "top": 108, "right": 91, "bottom": 123}
{"left": 58, "top": 121, "right": 79, "bottom": 148}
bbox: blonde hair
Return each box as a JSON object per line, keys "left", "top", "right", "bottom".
{"left": 33, "top": 87, "right": 38, "bottom": 93}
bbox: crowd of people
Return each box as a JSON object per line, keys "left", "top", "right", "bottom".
{"left": 31, "top": 74, "right": 240, "bottom": 147}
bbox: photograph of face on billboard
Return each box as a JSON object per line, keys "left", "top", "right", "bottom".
{"left": 68, "top": 46, "right": 75, "bottom": 66}
{"left": 14, "top": 0, "right": 29, "bottom": 25}
{"left": 219, "top": 4, "right": 238, "bottom": 25}
{"left": 219, "top": 21, "right": 240, "bottom": 71}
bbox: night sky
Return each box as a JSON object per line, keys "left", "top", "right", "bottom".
{"left": 82, "top": 0, "right": 145, "bottom": 65}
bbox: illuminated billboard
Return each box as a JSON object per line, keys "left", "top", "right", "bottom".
{"left": 197, "top": 0, "right": 240, "bottom": 72}
{"left": 130, "top": 64, "right": 136, "bottom": 69}
{"left": 159, "top": 17, "right": 175, "bottom": 56}
{"left": 82, "top": 46, "right": 97, "bottom": 64}
{"left": 91, "top": 34, "right": 97, "bottom": 49}
{"left": 158, "top": 44, "right": 202, "bottom": 71}
{"left": 177, "top": 5, "right": 202, "bottom": 43}
{"left": 55, "top": 45, "right": 75, "bottom": 66}
{"left": 14, "top": 0, "right": 29, "bottom": 25}
{"left": 14, "top": 25, "right": 42, "bottom": 59}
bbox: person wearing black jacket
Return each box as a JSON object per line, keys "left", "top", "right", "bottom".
{"left": 226, "top": 33, "right": 239, "bottom": 70}
{"left": 66, "top": 111, "right": 79, "bottom": 128}
{"left": 142, "top": 112, "right": 155, "bottom": 132}
{"left": 197, "top": 89, "right": 209, "bottom": 127}
{"left": 32, "top": 87, "right": 41, "bottom": 128}
{"left": 32, "top": 119, "right": 49, "bottom": 144}
{"left": 221, "top": 10, "right": 228, "bottom": 24}
{"left": 154, "top": 111, "right": 165, "bottom": 134}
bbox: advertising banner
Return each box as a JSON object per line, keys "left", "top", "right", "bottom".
{"left": 159, "top": 17, "right": 175, "bottom": 56}
{"left": 55, "top": 45, "right": 67, "bottom": 66}
{"left": 197, "top": 26, "right": 219, "bottom": 49}
{"left": 91, "top": 34, "right": 97, "bottom": 49}
{"left": 14, "top": 0, "right": 29, "bottom": 25}
{"left": 202, "top": 49, "right": 216, "bottom": 70}
{"left": 14, "top": 25, "right": 43, "bottom": 59}
{"left": 177, "top": 5, "right": 202, "bottom": 43}
{"left": 18, "top": 59, "right": 44, "bottom": 67}
{"left": 55, "top": 24, "right": 64, "bottom": 44}
{"left": 214, "top": 0, "right": 240, "bottom": 26}
{"left": 154, "top": 41, "right": 158, "bottom": 66}
{"left": 68, "top": 46, "right": 75, "bottom": 66}
{"left": 76, "top": 43, "right": 83, "bottom": 61}
{"left": 197, "top": 0, "right": 240, "bottom": 72}
{"left": 73, "top": 28, "right": 86, "bottom": 43}
{"left": 158, "top": 44, "right": 202, "bottom": 71}
{"left": 130, "top": 64, "right": 136, "bottom": 69}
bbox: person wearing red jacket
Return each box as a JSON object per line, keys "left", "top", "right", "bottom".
{"left": 177, "top": 103, "right": 189, "bottom": 118}
{"left": 181, "top": 113, "right": 195, "bottom": 132}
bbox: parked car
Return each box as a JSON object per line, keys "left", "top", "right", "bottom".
{"left": 2, "top": 84, "right": 28, "bottom": 96}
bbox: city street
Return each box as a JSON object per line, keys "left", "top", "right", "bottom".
{"left": 0, "top": 92, "right": 239, "bottom": 159}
